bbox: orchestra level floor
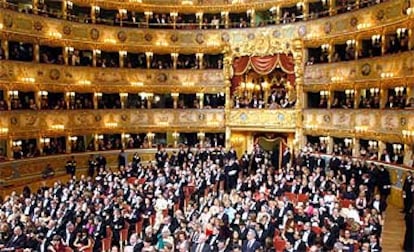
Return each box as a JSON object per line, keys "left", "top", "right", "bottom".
{"left": 382, "top": 204, "right": 405, "bottom": 251}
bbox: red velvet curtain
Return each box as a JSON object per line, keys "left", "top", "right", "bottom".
{"left": 232, "top": 54, "right": 295, "bottom": 94}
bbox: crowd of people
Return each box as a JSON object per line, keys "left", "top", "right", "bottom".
{"left": 1, "top": 142, "right": 412, "bottom": 252}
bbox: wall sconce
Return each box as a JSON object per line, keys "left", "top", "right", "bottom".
{"left": 346, "top": 39, "right": 356, "bottom": 46}
{"left": 8, "top": 90, "right": 19, "bottom": 99}
{"left": 92, "top": 6, "right": 100, "bottom": 14}
{"left": 407, "top": 7, "right": 414, "bottom": 15}
{"left": 145, "top": 52, "right": 153, "bottom": 61}
{"left": 78, "top": 80, "right": 91, "bottom": 85}
{"left": 296, "top": 2, "right": 303, "bottom": 10}
{"left": 67, "top": 46, "right": 74, "bottom": 54}
{"left": 130, "top": 81, "right": 144, "bottom": 86}
{"left": 402, "top": 130, "right": 414, "bottom": 143}
{"left": 40, "top": 138, "right": 50, "bottom": 144}
{"left": 120, "top": 93, "right": 128, "bottom": 98}
{"left": 196, "top": 53, "right": 203, "bottom": 60}
{"left": 221, "top": 11, "right": 229, "bottom": 17}
{"left": 368, "top": 140, "right": 378, "bottom": 149}
{"left": 69, "top": 136, "right": 78, "bottom": 141}
{"left": 94, "top": 92, "right": 103, "bottom": 97}
{"left": 48, "top": 31, "right": 62, "bottom": 39}
{"left": 196, "top": 93, "right": 204, "bottom": 99}
{"left": 269, "top": 6, "right": 277, "bottom": 13}
{"left": 51, "top": 124, "right": 65, "bottom": 130}
{"left": 147, "top": 132, "right": 155, "bottom": 141}
{"left": 320, "top": 90, "right": 329, "bottom": 98}
{"left": 119, "top": 50, "right": 127, "bottom": 57}
{"left": 196, "top": 12, "right": 203, "bottom": 20}
{"left": 369, "top": 88, "right": 380, "bottom": 96}
{"left": 0, "top": 128, "right": 8, "bottom": 134}
{"left": 397, "top": 28, "right": 407, "bottom": 38}
{"left": 122, "top": 133, "right": 130, "bottom": 139}
{"left": 197, "top": 132, "right": 205, "bottom": 140}
{"left": 21, "top": 77, "right": 35, "bottom": 83}
{"left": 119, "top": 9, "right": 127, "bottom": 16}
{"left": 345, "top": 89, "right": 355, "bottom": 98}
{"left": 139, "top": 92, "right": 148, "bottom": 99}
{"left": 67, "top": 92, "right": 75, "bottom": 98}
{"left": 172, "top": 132, "right": 180, "bottom": 139}
{"left": 393, "top": 143, "right": 402, "bottom": 154}
{"left": 319, "top": 136, "right": 329, "bottom": 144}
{"left": 371, "top": 34, "right": 381, "bottom": 44}
{"left": 344, "top": 138, "right": 353, "bottom": 147}
{"left": 171, "top": 93, "right": 179, "bottom": 98}
{"left": 66, "top": 0, "right": 73, "bottom": 10}
{"left": 246, "top": 9, "right": 255, "bottom": 17}
{"left": 97, "top": 135, "right": 104, "bottom": 140}
{"left": 331, "top": 76, "right": 344, "bottom": 82}
{"left": 321, "top": 44, "right": 330, "bottom": 51}
{"left": 380, "top": 72, "right": 394, "bottom": 78}
{"left": 93, "top": 49, "right": 101, "bottom": 56}
{"left": 39, "top": 91, "right": 48, "bottom": 98}
{"left": 105, "top": 122, "right": 118, "bottom": 128}
{"left": 355, "top": 125, "right": 368, "bottom": 133}
{"left": 13, "top": 140, "right": 22, "bottom": 147}
{"left": 170, "top": 12, "right": 178, "bottom": 18}
{"left": 321, "top": 0, "right": 327, "bottom": 6}
{"left": 171, "top": 52, "right": 179, "bottom": 59}
{"left": 394, "top": 86, "right": 405, "bottom": 94}
{"left": 144, "top": 11, "right": 153, "bottom": 17}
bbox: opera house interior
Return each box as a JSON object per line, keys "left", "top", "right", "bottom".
{"left": 0, "top": 0, "right": 414, "bottom": 251}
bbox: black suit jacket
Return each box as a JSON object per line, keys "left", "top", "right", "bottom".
{"left": 5, "top": 234, "right": 27, "bottom": 249}
{"left": 242, "top": 240, "right": 261, "bottom": 252}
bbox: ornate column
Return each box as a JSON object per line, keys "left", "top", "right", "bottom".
{"left": 196, "top": 12, "right": 203, "bottom": 29}
{"left": 145, "top": 52, "right": 153, "bottom": 69}
{"left": 32, "top": 0, "right": 38, "bottom": 14}
{"left": 147, "top": 93, "right": 153, "bottom": 109}
{"left": 248, "top": 9, "right": 255, "bottom": 27}
{"left": 329, "top": 0, "right": 336, "bottom": 16}
{"left": 223, "top": 51, "right": 233, "bottom": 150}
{"left": 119, "top": 51, "right": 126, "bottom": 68}
{"left": 326, "top": 136, "right": 334, "bottom": 154}
{"left": 120, "top": 93, "right": 128, "bottom": 108}
{"left": 93, "top": 92, "right": 101, "bottom": 109}
{"left": 302, "top": 1, "right": 309, "bottom": 21}
{"left": 403, "top": 144, "right": 413, "bottom": 165}
{"left": 196, "top": 53, "right": 204, "bottom": 69}
{"left": 62, "top": 0, "right": 67, "bottom": 20}
{"left": 34, "top": 90, "right": 41, "bottom": 110}
{"left": 225, "top": 127, "right": 231, "bottom": 149}
{"left": 378, "top": 141, "right": 386, "bottom": 160}
{"left": 379, "top": 88, "right": 388, "bottom": 108}
{"left": 275, "top": 6, "right": 281, "bottom": 24}
{"left": 197, "top": 93, "right": 204, "bottom": 109}
{"left": 6, "top": 137, "right": 12, "bottom": 160}
{"left": 92, "top": 49, "right": 99, "bottom": 67}
{"left": 222, "top": 12, "right": 229, "bottom": 29}
{"left": 352, "top": 137, "right": 360, "bottom": 157}
{"left": 171, "top": 53, "right": 178, "bottom": 69}
{"left": 91, "top": 6, "right": 98, "bottom": 24}
{"left": 66, "top": 134, "right": 72, "bottom": 153}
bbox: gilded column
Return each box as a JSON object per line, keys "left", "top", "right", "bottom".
{"left": 92, "top": 50, "right": 98, "bottom": 67}
{"left": 223, "top": 51, "right": 233, "bottom": 150}
{"left": 329, "top": 0, "right": 336, "bottom": 16}
{"left": 32, "top": 0, "right": 38, "bottom": 14}
{"left": 119, "top": 51, "right": 125, "bottom": 68}
{"left": 352, "top": 137, "right": 360, "bottom": 157}
{"left": 34, "top": 90, "right": 41, "bottom": 110}
{"left": 225, "top": 127, "right": 231, "bottom": 150}
{"left": 66, "top": 134, "right": 72, "bottom": 153}
{"left": 327, "top": 90, "right": 332, "bottom": 108}
{"left": 171, "top": 53, "right": 178, "bottom": 69}
{"left": 34, "top": 43, "right": 40, "bottom": 63}
{"left": 1, "top": 40, "right": 8, "bottom": 60}
{"left": 302, "top": 1, "right": 309, "bottom": 21}
{"left": 248, "top": 9, "right": 256, "bottom": 27}
{"left": 293, "top": 40, "right": 304, "bottom": 110}
{"left": 172, "top": 93, "right": 179, "bottom": 109}
{"left": 380, "top": 88, "right": 387, "bottom": 108}
{"left": 223, "top": 12, "right": 230, "bottom": 29}
{"left": 90, "top": 6, "right": 97, "bottom": 24}
{"left": 63, "top": 47, "right": 69, "bottom": 65}
{"left": 403, "top": 144, "right": 413, "bottom": 165}
{"left": 326, "top": 136, "right": 334, "bottom": 154}
{"left": 6, "top": 137, "right": 12, "bottom": 160}
{"left": 62, "top": 0, "right": 67, "bottom": 20}
{"left": 276, "top": 6, "right": 281, "bottom": 24}
{"left": 378, "top": 141, "right": 386, "bottom": 160}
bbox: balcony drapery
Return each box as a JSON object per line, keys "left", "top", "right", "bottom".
{"left": 231, "top": 54, "right": 295, "bottom": 94}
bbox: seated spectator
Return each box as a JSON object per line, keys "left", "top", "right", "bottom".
{"left": 42, "top": 163, "right": 55, "bottom": 178}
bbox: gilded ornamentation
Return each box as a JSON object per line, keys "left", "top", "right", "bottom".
{"left": 247, "top": 33, "right": 255, "bottom": 40}
{"left": 49, "top": 69, "right": 61, "bottom": 80}
{"left": 63, "top": 25, "right": 72, "bottom": 35}
{"left": 195, "top": 33, "right": 204, "bottom": 44}
{"left": 221, "top": 32, "right": 230, "bottom": 42}
{"left": 297, "top": 25, "right": 307, "bottom": 37}
{"left": 144, "top": 33, "right": 153, "bottom": 42}
{"left": 361, "top": 63, "right": 371, "bottom": 76}
{"left": 90, "top": 28, "right": 100, "bottom": 40}
{"left": 33, "top": 21, "right": 43, "bottom": 31}
{"left": 228, "top": 110, "right": 298, "bottom": 129}
{"left": 117, "top": 31, "right": 127, "bottom": 42}
{"left": 272, "top": 30, "right": 281, "bottom": 38}
{"left": 3, "top": 14, "right": 13, "bottom": 28}
{"left": 324, "top": 22, "right": 332, "bottom": 34}
{"left": 350, "top": 17, "right": 358, "bottom": 27}
{"left": 170, "top": 34, "right": 179, "bottom": 43}
{"left": 376, "top": 9, "right": 385, "bottom": 21}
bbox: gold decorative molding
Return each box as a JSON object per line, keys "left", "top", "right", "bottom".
{"left": 0, "top": 61, "right": 224, "bottom": 93}
{"left": 0, "top": 109, "right": 225, "bottom": 138}
{"left": 304, "top": 51, "right": 414, "bottom": 88}
{"left": 0, "top": 0, "right": 408, "bottom": 52}
{"left": 227, "top": 109, "right": 299, "bottom": 130}
{"left": 303, "top": 109, "right": 414, "bottom": 143}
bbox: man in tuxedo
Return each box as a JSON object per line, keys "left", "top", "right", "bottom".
{"left": 377, "top": 165, "right": 391, "bottom": 202}
{"left": 242, "top": 229, "right": 261, "bottom": 252}
{"left": 60, "top": 222, "right": 76, "bottom": 249}
{"left": 1, "top": 226, "right": 26, "bottom": 251}
{"left": 402, "top": 171, "right": 413, "bottom": 213}
{"left": 282, "top": 147, "right": 291, "bottom": 168}
{"left": 369, "top": 234, "right": 382, "bottom": 252}
{"left": 301, "top": 222, "right": 316, "bottom": 247}
{"left": 92, "top": 216, "right": 106, "bottom": 251}
{"left": 65, "top": 156, "right": 77, "bottom": 177}
{"left": 191, "top": 233, "right": 211, "bottom": 252}
{"left": 292, "top": 231, "right": 307, "bottom": 251}
{"left": 321, "top": 225, "right": 336, "bottom": 251}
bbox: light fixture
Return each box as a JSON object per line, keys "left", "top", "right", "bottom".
{"left": 40, "top": 138, "right": 50, "bottom": 144}
{"left": 21, "top": 77, "right": 35, "bottom": 83}
{"left": 49, "top": 31, "right": 62, "bottom": 39}
{"left": 120, "top": 93, "right": 128, "bottom": 98}
{"left": 396, "top": 28, "right": 407, "bottom": 38}
{"left": 66, "top": 0, "right": 73, "bottom": 10}
{"left": 355, "top": 126, "right": 368, "bottom": 133}
{"left": 196, "top": 53, "right": 203, "bottom": 60}
{"left": 172, "top": 132, "right": 180, "bottom": 139}
{"left": 380, "top": 72, "right": 394, "bottom": 78}
{"left": 170, "top": 12, "right": 178, "bottom": 18}
{"left": 269, "top": 6, "right": 277, "bottom": 13}
{"left": 246, "top": 9, "right": 255, "bottom": 17}
{"left": 393, "top": 144, "right": 402, "bottom": 153}
{"left": 321, "top": 44, "right": 330, "bottom": 51}
{"left": 221, "top": 11, "right": 229, "bottom": 17}
{"left": 181, "top": 0, "right": 193, "bottom": 4}
{"left": 95, "top": 92, "right": 103, "bottom": 97}
{"left": 144, "top": 11, "right": 153, "bottom": 16}
{"left": 78, "top": 80, "right": 91, "bottom": 85}
{"left": 145, "top": 52, "right": 153, "bottom": 60}
{"left": 345, "top": 89, "right": 355, "bottom": 97}
{"left": 67, "top": 47, "right": 74, "bottom": 54}
{"left": 0, "top": 128, "right": 8, "bottom": 134}
{"left": 13, "top": 140, "right": 22, "bottom": 147}
{"left": 97, "top": 135, "right": 104, "bottom": 140}
{"left": 171, "top": 93, "right": 179, "bottom": 98}
{"left": 402, "top": 130, "right": 414, "bottom": 142}
{"left": 319, "top": 136, "right": 329, "bottom": 144}
{"left": 69, "top": 136, "right": 78, "bottom": 141}
{"left": 369, "top": 88, "right": 380, "bottom": 95}
{"left": 104, "top": 39, "right": 117, "bottom": 44}
{"left": 344, "top": 138, "right": 353, "bottom": 147}
{"left": 92, "top": 6, "right": 100, "bottom": 14}
{"left": 119, "top": 50, "right": 127, "bottom": 57}
{"left": 122, "top": 133, "right": 130, "bottom": 139}
{"left": 196, "top": 93, "right": 204, "bottom": 98}
{"left": 93, "top": 49, "right": 101, "bottom": 55}
{"left": 371, "top": 34, "right": 381, "bottom": 44}
{"left": 368, "top": 140, "right": 378, "bottom": 149}
{"left": 196, "top": 12, "right": 203, "bottom": 20}
{"left": 182, "top": 82, "right": 195, "bottom": 86}
{"left": 171, "top": 52, "right": 179, "bottom": 59}
{"left": 119, "top": 9, "right": 127, "bottom": 16}
{"left": 346, "top": 39, "right": 356, "bottom": 46}
{"left": 67, "top": 92, "right": 75, "bottom": 98}
{"left": 146, "top": 132, "right": 155, "bottom": 140}
{"left": 105, "top": 122, "right": 118, "bottom": 128}
{"left": 130, "top": 82, "right": 144, "bottom": 86}
{"left": 356, "top": 23, "right": 370, "bottom": 30}
{"left": 8, "top": 90, "right": 19, "bottom": 99}
{"left": 394, "top": 86, "right": 404, "bottom": 94}
{"left": 296, "top": 2, "right": 303, "bottom": 10}
{"left": 197, "top": 132, "right": 205, "bottom": 139}
{"left": 39, "top": 91, "right": 48, "bottom": 97}
{"left": 51, "top": 124, "right": 65, "bottom": 130}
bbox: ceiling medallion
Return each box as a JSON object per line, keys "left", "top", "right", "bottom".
{"left": 144, "top": 33, "right": 153, "bottom": 42}
{"left": 63, "top": 25, "right": 72, "bottom": 35}
{"left": 324, "top": 22, "right": 332, "bottom": 34}
{"left": 90, "top": 28, "right": 100, "bottom": 41}
{"left": 33, "top": 21, "right": 43, "bottom": 31}
{"left": 117, "top": 31, "right": 127, "bottom": 42}
{"left": 195, "top": 33, "right": 204, "bottom": 44}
